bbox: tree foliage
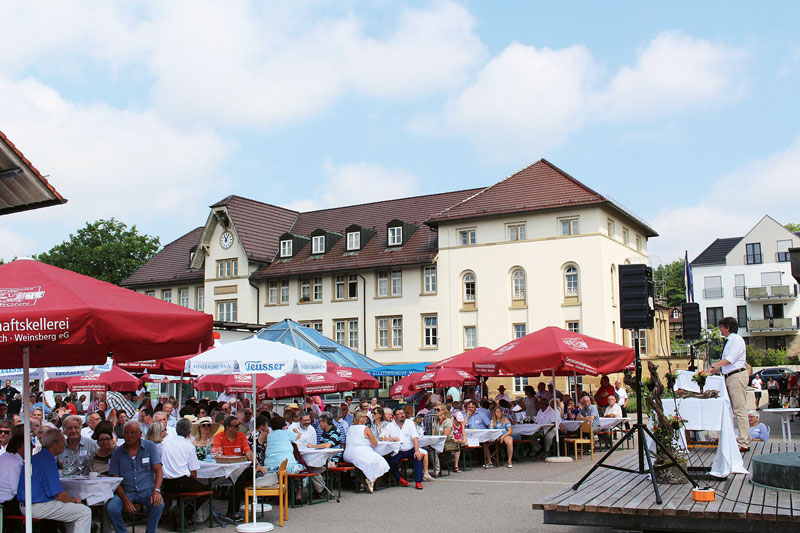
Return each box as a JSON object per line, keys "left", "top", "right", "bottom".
{"left": 785, "top": 222, "right": 800, "bottom": 232}
{"left": 36, "top": 218, "right": 160, "bottom": 285}
{"left": 654, "top": 258, "right": 686, "bottom": 307}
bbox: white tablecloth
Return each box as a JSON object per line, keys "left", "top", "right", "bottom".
{"left": 196, "top": 460, "right": 250, "bottom": 483}
{"left": 373, "top": 441, "right": 402, "bottom": 456}
{"left": 511, "top": 423, "right": 548, "bottom": 436}
{"left": 418, "top": 435, "right": 447, "bottom": 452}
{"left": 300, "top": 447, "right": 342, "bottom": 467}
{"left": 465, "top": 429, "right": 504, "bottom": 446}
{"left": 673, "top": 370, "right": 728, "bottom": 400}
{"left": 558, "top": 418, "right": 627, "bottom": 433}
{"left": 61, "top": 477, "right": 123, "bottom": 506}
{"left": 660, "top": 398, "right": 748, "bottom": 478}
{"left": 560, "top": 420, "right": 583, "bottom": 432}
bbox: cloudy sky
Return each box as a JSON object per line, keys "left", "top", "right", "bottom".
{"left": 2, "top": 1, "right": 799, "bottom": 266}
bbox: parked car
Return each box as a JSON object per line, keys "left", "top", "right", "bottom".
{"left": 749, "top": 367, "right": 796, "bottom": 386}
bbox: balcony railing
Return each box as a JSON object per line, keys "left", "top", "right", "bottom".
{"left": 745, "top": 253, "right": 763, "bottom": 265}
{"left": 744, "top": 285, "right": 798, "bottom": 300}
{"left": 703, "top": 287, "right": 723, "bottom": 299}
{"left": 747, "top": 316, "right": 799, "bottom": 333}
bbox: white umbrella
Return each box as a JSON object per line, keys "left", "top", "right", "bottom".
{"left": 186, "top": 337, "right": 327, "bottom": 533}
{"left": 0, "top": 357, "right": 113, "bottom": 381}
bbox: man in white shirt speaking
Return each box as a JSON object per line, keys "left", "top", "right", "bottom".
{"left": 708, "top": 317, "right": 750, "bottom": 452}
{"left": 161, "top": 418, "right": 209, "bottom": 524}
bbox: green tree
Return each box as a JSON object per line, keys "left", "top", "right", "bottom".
{"left": 36, "top": 218, "right": 160, "bottom": 285}
{"left": 654, "top": 259, "right": 686, "bottom": 307}
{"left": 785, "top": 222, "right": 800, "bottom": 232}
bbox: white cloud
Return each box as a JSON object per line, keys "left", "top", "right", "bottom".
{"left": 284, "top": 160, "right": 420, "bottom": 212}
{"left": 423, "top": 30, "right": 745, "bottom": 160}
{"left": 0, "top": 77, "right": 233, "bottom": 256}
{"left": 649, "top": 139, "right": 800, "bottom": 261}
{"left": 0, "top": 227, "right": 37, "bottom": 262}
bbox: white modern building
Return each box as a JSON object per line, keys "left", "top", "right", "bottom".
{"left": 691, "top": 215, "right": 800, "bottom": 354}
{"left": 123, "top": 160, "right": 657, "bottom": 394}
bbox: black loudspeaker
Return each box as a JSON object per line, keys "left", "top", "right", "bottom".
{"left": 619, "top": 264, "right": 655, "bottom": 329}
{"left": 790, "top": 248, "right": 800, "bottom": 284}
{"left": 681, "top": 302, "right": 701, "bottom": 341}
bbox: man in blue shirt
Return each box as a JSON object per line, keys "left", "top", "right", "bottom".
{"left": 464, "top": 401, "right": 490, "bottom": 430}
{"left": 107, "top": 420, "right": 164, "bottom": 533}
{"left": 18, "top": 427, "right": 92, "bottom": 533}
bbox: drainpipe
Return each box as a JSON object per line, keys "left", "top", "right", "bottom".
{"left": 358, "top": 273, "right": 367, "bottom": 355}
{"left": 248, "top": 277, "right": 260, "bottom": 326}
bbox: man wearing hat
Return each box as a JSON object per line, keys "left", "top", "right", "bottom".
{"left": 495, "top": 385, "right": 511, "bottom": 403}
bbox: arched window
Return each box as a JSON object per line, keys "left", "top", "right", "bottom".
{"left": 463, "top": 272, "right": 476, "bottom": 304}
{"left": 512, "top": 269, "right": 526, "bottom": 302}
{"left": 564, "top": 265, "right": 579, "bottom": 297}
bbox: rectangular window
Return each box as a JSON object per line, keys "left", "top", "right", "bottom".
{"left": 464, "top": 326, "right": 477, "bottom": 350}
{"left": 312, "top": 276, "right": 323, "bottom": 301}
{"left": 513, "top": 377, "right": 529, "bottom": 394}
{"left": 392, "top": 317, "right": 403, "bottom": 348}
{"left": 216, "top": 301, "right": 237, "bottom": 322}
{"left": 423, "top": 315, "right": 438, "bottom": 348}
{"left": 635, "top": 236, "right": 642, "bottom": 251}
{"left": 334, "top": 320, "right": 346, "bottom": 345}
{"left": 145, "top": 290, "right": 155, "bottom": 298}
{"left": 513, "top": 323, "right": 527, "bottom": 339}
{"left": 312, "top": 235, "right": 325, "bottom": 254}
{"left": 638, "top": 329, "right": 647, "bottom": 355}
{"left": 388, "top": 226, "right": 402, "bottom": 246}
{"left": 706, "top": 306, "right": 724, "bottom": 329}
{"left": 737, "top": 305, "right": 748, "bottom": 330}
{"left": 179, "top": 289, "right": 189, "bottom": 308}
{"left": 377, "top": 318, "right": 389, "bottom": 349}
{"left": 746, "top": 242, "right": 762, "bottom": 264}
{"left": 458, "top": 229, "right": 476, "bottom": 245}
{"left": 347, "top": 231, "right": 360, "bottom": 251}
{"left": 391, "top": 269, "right": 402, "bottom": 296}
{"left": 300, "top": 320, "right": 323, "bottom": 333}
{"left": 423, "top": 266, "right": 437, "bottom": 294}
{"left": 217, "top": 259, "right": 238, "bottom": 278}
{"left": 280, "top": 240, "right": 292, "bottom": 258}
{"left": 334, "top": 275, "right": 346, "bottom": 300}
{"left": 734, "top": 274, "right": 745, "bottom": 298}
{"left": 559, "top": 217, "right": 579, "bottom": 236}
{"left": 268, "top": 281, "right": 278, "bottom": 305}
{"left": 763, "top": 303, "right": 784, "bottom": 319}
{"left": 376, "top": 316, "right": 402, "bottom": 349}
{"left": 507, "top": 223, "right": 526, "bottom": 241}
{"left": 703, "top": 276, "right": 723, "bottom": 299}
{"left": 348, "top": 320, "right": 359, "bottom": 350}
{"left": 566, "top": 321, "right": 580, "bottom": 333}
{"left": 348, "top": 274, "right": 358, "bottom": 299}
{"left": 162, "top": 289, "right": 172, "bottom": 303}
{"left": 622, "top": 228, "right": 630, "bottom": 245}
{"left": 761, "top": 271, "right": 782, "bottom": 287}
{"left": 195, "top": 288, "right": 204, "bottom": 311}
{"left": 607, "top": 219, "right": 615, "bottom": 238}
{"left": 299, "top": 278, "right": 311, "bottom": 301}
{"left": 280, "top": 280, "right": 289, "bottom": 304}
{"left": 777, "top": 239, "right": 792, "bottom": 262}
{"left": 376, "top": 271, "right": 388, "bottom": 297}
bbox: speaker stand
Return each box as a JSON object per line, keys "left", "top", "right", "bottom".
{"left": 570, "top": 330, "right": 697, "bottom": 503}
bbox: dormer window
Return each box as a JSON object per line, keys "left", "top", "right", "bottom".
{"left": 347, "top": 231, "right": 360, "bottom": 251}
{"left": 312, "top": 235, "right": 325, "bottom": 254}
{"left": 280, "top": 240, "right": 292, "bottom": 257}
{"left": 388, "top": 226, "right": 402, "bottom": 246}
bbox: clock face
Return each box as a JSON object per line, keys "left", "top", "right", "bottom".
{"left": 220, "top": 231, "right": 234, "bottom": 249}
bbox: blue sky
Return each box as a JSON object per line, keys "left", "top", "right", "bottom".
{"left": 2, "top": 1, "right": 799, "bottom": 265}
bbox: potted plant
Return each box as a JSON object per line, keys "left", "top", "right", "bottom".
{"left": 691, "top": 371, "right": 708, "bottom": 392}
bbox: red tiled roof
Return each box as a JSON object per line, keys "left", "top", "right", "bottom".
{"left": 121, "top": 227, "right": 204, "bottom": 287}
{"left": 0, "top": 130, "right": 67, "bottom": 215}
{"left": 211, "top": 195, "right": 299, "bottom": 263}
{"left": 427, "top": 159, "right": 607, "bottom": 224}
{"left": 252, "top": 188, "right": 481, "bottom": 279}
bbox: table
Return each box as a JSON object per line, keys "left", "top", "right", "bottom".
{"left": 465, "top": 429, "right": 504, "bottom": 446}
{"left": 196, "top": 460, "right": 250, "bottom": 484}
{"left": 762, "top": 408, "right": 800, "bottom": 444}
{"left": 661, "top": 398, "right": 748, "bottom": 478}
{"left": 512, "top": 423, "right": 548, "bottom": 437}
{"left": 61, "top": 476, "right": 123, "bottom": 506}
{"left": 373, "top": 441, "right": 402, "bottom": 456}
{"left": 418, "top": 435, "right": 447, "bottom": 452}
{"left": 299, "top": 447, "right": 342, "bottom": 467}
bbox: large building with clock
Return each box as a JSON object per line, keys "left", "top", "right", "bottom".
{"left": 123, "top": 159, "right": 658, "bottom": 394}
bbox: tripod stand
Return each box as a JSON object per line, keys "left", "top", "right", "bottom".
{"left": 571, "top": 330, "right": 697, "bottom": 503}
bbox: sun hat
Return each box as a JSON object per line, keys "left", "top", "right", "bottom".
{"left": 191, "top": 416, "right": 220, "bottom": 438}
{"left": 454, "top": 412, "right": 465, "bottom": 422}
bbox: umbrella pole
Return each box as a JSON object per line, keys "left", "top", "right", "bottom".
{"left": 177, "top": 370, "right": 184, "bottom": 411}
{"left": 237, "top": 374, "right": 274, "bottom": 532}
{"left": 23, "top": 346, "right": 32, "bottom": 533}
{"left": 552, "top": 369, "right": 560, "bottom": 457}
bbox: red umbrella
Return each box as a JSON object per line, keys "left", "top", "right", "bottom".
{"left": 116, "top": 333, "right": 221, "bottom": 376}
{"left": 413, "top": 368, "right": 478, "bottom": 390}
{"left": 426, "top": 347, "right": 493, "bottom": 373}
{"left": 140, "top": 373, "right": 195, "bottom": 386}
{"left": 472, "top": 326, "right": 634, "bottom": 377}
{"left": 44, "top": 365, "right": 141, "bottom": 392}
{"left": 389, "top": 373, "right": 420, "bottom": 399}
{"left": 325, "top": 361, "right": 380, "bottom": 389}
{"left": 0, "top": 259, "right": 214, "bottom": 367}
{"left": 195, "top": 373, "right": 277, "bottom": 394}
{"left": 261, "top": 372, "right": 355, "bottom": 399}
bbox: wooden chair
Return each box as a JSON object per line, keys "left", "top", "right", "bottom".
{"left": 243, "top": 458, "right": 288, "bottom": 527}
{"left": 564, "top": 420, "right": 594, "bottom": 460}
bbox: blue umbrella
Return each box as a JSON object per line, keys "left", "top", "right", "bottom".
{"left": 367, "top": 362, "right": 432, "bottom": 377}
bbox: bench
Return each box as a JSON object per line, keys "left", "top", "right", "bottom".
{"left": 163, "top": 490, "right": 214, "bottom": 532}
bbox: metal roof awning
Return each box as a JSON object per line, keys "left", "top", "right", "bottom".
{"left": 0, "top": 131, "right": 66, "bottom": 216}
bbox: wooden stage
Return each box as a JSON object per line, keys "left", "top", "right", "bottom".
{"left": 533, "top": 441, "right": 800, "bottom": 532}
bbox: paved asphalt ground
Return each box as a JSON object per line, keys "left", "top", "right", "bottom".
{"left": 163, "top": 410, "right": 793, "bottom": 533}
